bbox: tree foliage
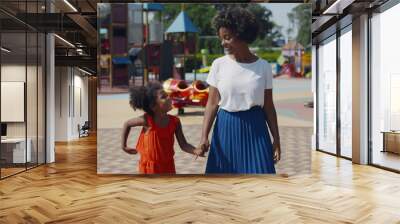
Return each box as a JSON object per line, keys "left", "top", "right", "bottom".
{"left": 161, "top": 3, "right": 282, "bottom": 53}
{"left": 290, "top": 4, "right": 311, "bottom": 48}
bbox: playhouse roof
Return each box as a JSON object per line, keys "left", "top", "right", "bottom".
{"left": 143, "top": 3, "right": 164, "bottom": 11}
{"left": 165, "top": 11, "right": 199, "bottom": 33}
{"left": 282, "top": 41, "right": 304, "bottom": 50}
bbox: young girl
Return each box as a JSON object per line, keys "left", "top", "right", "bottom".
{"left": 121, "top": 81, "right": 204, "bottom": 174}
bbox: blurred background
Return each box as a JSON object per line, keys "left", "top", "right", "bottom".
{"left": 97, "top": 3, "right": 311, "bottom": 92}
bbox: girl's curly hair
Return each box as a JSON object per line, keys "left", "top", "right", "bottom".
{"left": 212, "top": 7, "right": 259, "bottom": 44}
{"left": 129, "top": 81, "right": 162, "bottom": 117}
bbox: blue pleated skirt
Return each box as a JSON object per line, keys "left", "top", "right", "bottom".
{"left": 205, "top": 106, "right": 276, "bottom": 174}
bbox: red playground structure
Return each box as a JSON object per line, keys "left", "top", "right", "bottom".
{"left": 277, "top": 63, "right": 303, "bottom": 78}
{"left": 163, "top": 79, "right": 209, "bottom": 114}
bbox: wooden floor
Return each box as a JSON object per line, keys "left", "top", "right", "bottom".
{"left": 1, "top": 167, "right": 26, "bottom": 178}
{"left": 372, "top": 151, "right": 400, "bottom": 171}
{"left": 0, "top": 135, "right": 400, "bottom": 223}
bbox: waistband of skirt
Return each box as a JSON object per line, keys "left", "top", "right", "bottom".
{"left": 219, "top": 106, "right": 263, "bottom": 114}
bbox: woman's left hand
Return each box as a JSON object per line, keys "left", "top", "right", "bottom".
{"left": 273, "top": 142, "right": 281, "bottom": 163}
{"left": 193, "top": 147, "right": 206, "bottom": 158}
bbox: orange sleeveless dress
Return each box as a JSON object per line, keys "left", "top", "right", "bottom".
{"left": 136, "top": 114, "right": 179, "bottom": 174}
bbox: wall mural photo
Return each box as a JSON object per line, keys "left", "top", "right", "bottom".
{"left": 97, "top": 3, "right": 313, "bottom": 175}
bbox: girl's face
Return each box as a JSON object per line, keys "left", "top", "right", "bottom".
{"left": 153, "top": 89, "right": 172, "bottom": 113}
{"left": 218, "top": 27, "right": 244, "bottom": 55}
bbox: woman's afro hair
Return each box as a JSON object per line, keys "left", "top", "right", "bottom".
{"left": 212, "top": 7, "right": 259, "bottom": 44}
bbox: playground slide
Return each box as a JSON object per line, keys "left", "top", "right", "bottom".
{"left": 163, "top": 79, "right": 209, "bottom": 114}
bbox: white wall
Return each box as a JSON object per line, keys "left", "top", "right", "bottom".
{"left": 1, "top": 65, "right": 38, "bottom": 138}
{"left": 1, "top": 82, "right": 25, "bottom": 122}
{"left": 55, "top": 67, "right": 89, "bottom": 141}
{"left": 1, "top": 65, "right": 26, "bottom": 141}
{"left": 1, "top": 65, "right": 26, "bottom": 81}
{"left": 1, "top": 63, "right": 46, "bottom": 164}
{"left": 55, "top": 66, "right": 69, "bottom": 141}
{"left": 73, "top": 73, "right": 89, "bottom": 137}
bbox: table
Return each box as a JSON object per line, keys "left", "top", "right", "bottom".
{"left": 381, "top": 131, "right": 400, "bottom": 154}
{"left": 1, "top": 138, "right": 31, "bottom": 163}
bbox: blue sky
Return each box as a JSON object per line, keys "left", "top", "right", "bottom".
{"left": 261, "top": 3, "right": 301, "bottom": 41}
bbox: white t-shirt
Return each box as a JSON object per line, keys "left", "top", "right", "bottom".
{"left": 206, "top": 55, "right": 273, "bottom": 112}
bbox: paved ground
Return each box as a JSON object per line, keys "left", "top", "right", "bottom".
{"left": 97, "top": 78, "right": 313, "bottom": 175}
{"left": 97, "top": 78, "right": 313, "bottom": 128}
{"left": 98, "top": 124, "right": 312, "bottom": 175}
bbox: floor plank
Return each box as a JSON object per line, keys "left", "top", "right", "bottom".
{"left": 0, "top": 134, "right": 400, "bottom": 223}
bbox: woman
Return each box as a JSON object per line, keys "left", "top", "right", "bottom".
{"left": 199, "top": 7, "right": 281, "bottom": 174}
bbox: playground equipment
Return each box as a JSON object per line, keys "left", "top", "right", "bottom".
{"left": 277, "top": 40, "right": 307, "bottom": 77}
{"left": 163, "top": 79, "right": 209, "bottom": 114}
{"left": 201, "top": 48, "right": 209, "bottom": 67}
{"left": 98, "top": 3, "right": 165, "bottom": 91}
{"left": 165, "top": 8, "right": 199, "bottom": 81}
{"left": 278, "top": 63, "right": 303, "bottom": 78}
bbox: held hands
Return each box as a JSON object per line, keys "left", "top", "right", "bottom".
{"left": 199, "top": 138, "right": 210, "bottom": 152}
{"left": 273, "top": 141, "right": 281, "bottom": 163}
{"left": 122, "top": 146, "right": 138, "bottom": 155}
{"left": 193, "top": 148, "right": 206, "bottom": 158}
{"left": 194, "top": 138, "right": 210, "bottom": 159}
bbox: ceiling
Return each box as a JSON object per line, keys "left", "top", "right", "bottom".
{"left": 2, "top": 0, "right": 322, "bottom": 74}
{"left": 311, "top": 0, "right": 389, "bottom": 43}
{"left": 0, "top": 0, "right": 99, "bottom": 73}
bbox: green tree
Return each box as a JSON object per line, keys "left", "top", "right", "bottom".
{"left": 162, "top": 4, "right": 222, "bottom": 53}
{"left": 162, "top": 3, "right": 282, "bottom": 52}
{"left": 290, "top": 4, "right": 311, "bottom": 48}
{"left": 214, "top": 3, "right": 282, "bottom": 48}
{"left": 163, "top": 4, "right": 217, "bottom": 36}
{"left": 287, "top": 12, "right": 295, "bottom": 40}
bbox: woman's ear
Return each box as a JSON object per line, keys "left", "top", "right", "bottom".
{"left": 150, "top": 103, "right": 159, "bottom": 112}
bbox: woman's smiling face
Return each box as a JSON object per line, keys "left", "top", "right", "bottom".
{"left": 218, "top": 27, "right": 244, "bottom": 55}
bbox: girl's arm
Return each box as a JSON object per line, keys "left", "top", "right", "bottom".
{"left": 121, "top": 116, "right": 146, "bottom": 154}
{"left": 263, "top": 89, "right": 281, "bottom": 162}
{"left": 199, "top": 86, "right": 220, "bottom": 152}
{"left": 175, "top": 120, "right": 204, "bottom": 157}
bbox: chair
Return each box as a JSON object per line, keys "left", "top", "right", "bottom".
{"left": 79, "top": 121, "right": 90, "bottom": 138}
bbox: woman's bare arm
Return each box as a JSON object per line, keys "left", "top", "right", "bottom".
{"left": 263, "top": 89, "right": 281, "bottom": 162}
{"left": 199, "top": 86, "right": 220, "bottom": 152}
